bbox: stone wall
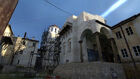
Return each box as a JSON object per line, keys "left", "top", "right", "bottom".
{"left": 54, "top": 62, "right": 126, "bottom": 79}
{"left": 122, "top": 63, "right": 140, "bottom": 79}
{"left": 1, "top": 65, "right": 36, "bottom": 73}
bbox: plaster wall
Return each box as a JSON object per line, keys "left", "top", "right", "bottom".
{"left": 112, "top": 20, "right": 140, "bottom": 62}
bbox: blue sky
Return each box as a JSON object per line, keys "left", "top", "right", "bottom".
{"left": 9, "top": 0, "right": 140, "bottom": 43}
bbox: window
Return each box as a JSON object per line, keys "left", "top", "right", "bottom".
{"left": 31, "top": 51, "right": 34, "bottom": 55}
{"left": 23, "top": 41, "right": 25, "bottom": 45}
{"left": 68, "top": 39, "right": 71, "bottom": 52}
{"left": 63, "top": 43, "right": 65, "bottom": 55}
{"left": 55, "top": 28, "right": 57, "bottom": 33}
{"left": 17, "top": 60, "right": 20, "bottom": 64}
{"left": 121, "top": 49, "right": 128, "bottom": 57}
{"left": 126, "top": 27, "right": 133, "bottom": 35}
{"left": 66, "top": 59, "right": 69, "bottom": 63}
{"left": 69, "top": 42, "right": 71, "bottom": 50}
{"left": 51, "top": 28, "right": 53, "bottom": 32}
{"left": 116, "top": 31, "right": 122, "bottom": 39}
{"left": 33, "top": 43, "right": 36, "bottom": 47}
{"left": 19, "top": 50, "right": 23, "bottom": 54}
{"left": 133, "top": 46, "right": 140, "bottom": 56}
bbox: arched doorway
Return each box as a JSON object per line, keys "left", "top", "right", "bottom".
{"left": 99, "top": 27, "right": 114, "bottom": 62}
{"left": 80, "top": 29, "right": 99, "bottom": 62}
{"left": 80, "top": 27, "right": 115, "bottom": 62}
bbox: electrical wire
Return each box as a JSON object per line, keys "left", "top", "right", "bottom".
{"left": 44, "top": 0, "right": 73, "bottom": 15}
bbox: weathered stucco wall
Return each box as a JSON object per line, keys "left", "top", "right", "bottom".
{"left": 12, "top": 37, "right": 38, "bottom": 67}
{"left": 112, "top": 20, "right": 140, "bottom": 62}
{"left": 0, "top": 25, "right": 14, "bottom": 65}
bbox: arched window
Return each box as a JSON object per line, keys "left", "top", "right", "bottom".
{"left": 68, "top": 39, "right": 71, "bottom": 52}
{"left": 63, "top": 42, "right": 65, "bottom": 55}
{"left": 55, "top": 28, "right": 57, "bottom": 33}
{"left": 51, "top": 27, "right": 53, "bottom": 32}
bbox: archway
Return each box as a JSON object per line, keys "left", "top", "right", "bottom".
{"left": 99, "top": 27, "right": 114, "bottom": 62}
{"left": 79, "top": 27, "right": 115, "bottom": 62}
{"left": 80, "top": 29, "right": 99, "bottom": 62}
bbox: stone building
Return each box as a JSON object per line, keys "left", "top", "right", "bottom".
{"left": 59, "top": 12, "right": 118, "bottom": 64}
{"left": 12, "top": 37, "right": 39, "bottom": 68}
{"left": 0, "top": 24, "right": 14, "bottom": 65}
{"left": 55, "top": 12, "right": 127, "bottom": 79}
{"left": 55, "top": 12, "right": 140, "bottom": 79}
{"left": 40, "top": 25, "right": 60, "bottom": 70}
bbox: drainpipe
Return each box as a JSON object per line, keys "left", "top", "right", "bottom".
{"left": 120, "top": 26, "right": 137, "bottom": 69}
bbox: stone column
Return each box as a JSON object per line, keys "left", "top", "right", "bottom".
{"left": 79, "top": 40, "right": 83, "bottom": 63}
{"left": 110, "top": 38, "right": 119, "bottom": 63}
{"left": 95, "top": 32, "right": 103, "bottom": 62}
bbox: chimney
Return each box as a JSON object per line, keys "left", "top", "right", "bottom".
{"left": 24, "top": 32, "right": 27, "bottom": 38}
